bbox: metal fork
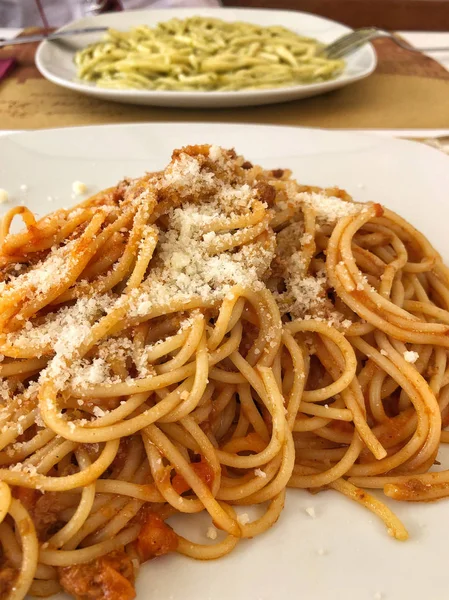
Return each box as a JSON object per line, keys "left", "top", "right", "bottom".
{"left": 0, "top": 27, "right": 108, "bottom": 48}
{"left": 324, "top": 27, "right": 449, "bottom": 59}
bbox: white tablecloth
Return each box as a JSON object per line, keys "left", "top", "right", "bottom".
{"left": 400, "top": 31, "right": 449, "bottom": 71}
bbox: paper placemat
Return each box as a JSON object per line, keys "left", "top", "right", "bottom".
{"left": 1, "top": 34, "right": 449, "bottom": 130}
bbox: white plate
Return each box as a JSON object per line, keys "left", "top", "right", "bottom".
{"left": 35, "top": 8, "right": 377, "bottom": 108}
{"left": 1, "top": 123, "right": 448, "bottom": 600}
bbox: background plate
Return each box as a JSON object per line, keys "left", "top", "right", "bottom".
{"left": 0, "top": 123, "right": 447, "bottom": 600}
{"left": 35, "top": 8, "right": 376, "bottom": 108}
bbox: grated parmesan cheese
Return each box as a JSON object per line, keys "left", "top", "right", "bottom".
{"left": 92, "top": 406, "right": 107, "bottom": 418}
{"left": 294, "top": 191, "right": 362, "bottom": 224}
{"left": 403, "top": 351, "right": 419, "bottom": 364}
{"left": 254, "top": 468, "right": 267, "bottom": 478}
{"left": 72, "top": 181, "right": 87, "bottom": 196}
{"left": 237, "top": 513, "right": 250, "bottom": 526}
{"left": 206, "top": 526, "right": 218, "bottom": 540}
{"left": 127, "top": 152, "right": 274, "bottom": 320}
{"left": 305, "top": 507, "right": 316, "bottom": 519}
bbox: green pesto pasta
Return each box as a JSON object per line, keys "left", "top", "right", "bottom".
{"left": 74, "top": 17, "right": 345, "bottom": 92}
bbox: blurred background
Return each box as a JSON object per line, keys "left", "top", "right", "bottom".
{"left": 222, "top": 0, "right": 449, "bottom": 30}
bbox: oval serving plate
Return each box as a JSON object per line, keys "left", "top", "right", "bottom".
{"left": 35, "top": 7, "right": 377, "bottom": 108}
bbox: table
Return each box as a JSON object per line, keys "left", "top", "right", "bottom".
{"left": 1, "top": 29, "right": 449, "bottom": 131}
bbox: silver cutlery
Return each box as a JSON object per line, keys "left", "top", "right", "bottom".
{"left": 324, "top": 27, "right": 449, "bottom": 59}
{"left": 0, "top": 27, "right": 108, "bottom": 48}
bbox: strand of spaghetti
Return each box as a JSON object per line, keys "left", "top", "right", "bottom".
{"left": 368, "top": 369, "right": 389, "bottom": 422}
{"left": 204, "top": 214, "right": 272, "bottom": 255}
{"left": 67, "top": 320, "right": 239, "bottom": 399}
{"left": 144, "top": 424, "right": 241, "bottom": 536}
{"left": 54, "top": 209, "right": 138, "bottom": 302}
{"left": 0, "top": 409, "right": 37, "bottom": 452}
{"left": 7, "top": 499, "right": 39, "bottom": 600}
{"left": 239, "top": 426, "right": 294, "bottom": 504}
{"left": 0, "top": 481, "right": 11, "bottom": 523}
{"left": 156, "top": 313, "right": 205, "bottom": 374}
{"left": 39, "top": 377, "right": 193, "bottom": 442}
{"left": 281, "top": 330, "right": 307, "bottom": 430}
{"left": 228, "top": 351, "right": 266, "bottom": 399}
{"left": 373, "top": 332, "right": 441, "bottom": 469}
{"left": 293, "top": 415, "right": 331, "bottom": 432}
{"left": 0, "top": 520, "right": 52, "bottom": 575}
{"left": 62, "top": 497, "right": 132, "bottom": 551}
{"left": 203, "top": 200, "right": 267, "bottom": 234}
{"left": 285, "top": 320, "right": 357, "bottom": 401}
{"left": 300, "top": 402, "right": 353, "bottom": 421}
{"left": 339, "top": 214, "right": 422, "bottom": 319}
{"left": 347, "top": 337, "right": 437, "bottom": 475}
{"left": 404, "top": 301, "right": 449, "bottom": 324}
{"left": 237, "top": 383, "right": 270, "bottom": 442}
{"left": 290, "top": 432, "right": 363, "bottom": 488}
{"left": 85, "top": 464, "right": 151, "bottom": 545}
{"left": 95, "top": 479, "right": 164, "bottom": 502}
{"left": 217, "top": 455, "right": 281, "bottom": 501}
{"left": 209, "top": 367, "right": 246, "bottom": 384}
{"left": 0, "top": 357, "right": 48, "bottom": 377}
{"left": 380, "top": 208, "right": 442, "bottom": 272}
{"left": 153, "top": 333, "right": 208, "bottom": 423}
{"left": 176, "top": 529, "right": 239, "bottom": 560}
{"left": 20, "top": 434, "right": 64, "bottom": 469}
{"left": 329, "top": 478, "right": 408, "bottom": 540}
{"left": 181, "top": 416, "right": 222, "bottom": 495}
{"left": 233, "top": 366, "right": 295, "bottom": 503}
{"left": 33, "top": 439, "right": 78, "bottom": 474}
{"left": 312, "top": 336, "right": 387, "bottom": 459}
{"left": 1, "top": 206, "right": 90, "bottom": 255}
{"left": 137, "top": 328, "right": 190, "bottom": 364}
{"left": 144, "top": 435, "right": 205, "bottom": 513}
{"left": 88, "top": 499, "right": 144, "bottom": 546}
{"left": 124, "top": 226, "right": 159, "bottom": 292}
{"left": 0, "top": 439, "right": 119, "bottom": 491}
{"left": 39, "top": 525, "right": 140, "bottom": 566}
{"left": 238, "top": 490, "right": 286, "bottom": 538}
{"left": 46, "top": 450, "right": 96, "bottom": 549}
{"left": 215, "top": 362, "right": 285, "bottom": 468}
{"left": 207, "top": 291, "right": 242, "bottom": 351}
{"left": 158, "top": 422, "right": 199, "bottom": 454}
{"left": 251, "top": 287, "right": 283, "bottom": 368}
{"left": 0, "top": 212, "right": 108, "bottom": 330}
{"left": 231, "top": 404, "right": 250, "bottom": 439}
{"left": 0, "top": 206, "right": 36, "bottom": 245}
{"left": 327, "top": 213, "right": 449, "bottom": 345}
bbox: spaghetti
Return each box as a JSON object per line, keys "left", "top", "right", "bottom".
{"left": 0, "top": 144, "right": 448, "bottom": 599}
{"left": 74, "top": 17, "right": 344, "bottom": 91}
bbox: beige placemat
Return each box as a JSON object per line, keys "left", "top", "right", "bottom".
{"left": 1, "top": 35, "right": 448, "bottom": 130}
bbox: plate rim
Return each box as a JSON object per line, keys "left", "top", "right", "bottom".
{"left": 2, "top": 121, "right": 444, "bottom": 159}
{"left": 35, "top": 6, "right": 377, "bottom": 101}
